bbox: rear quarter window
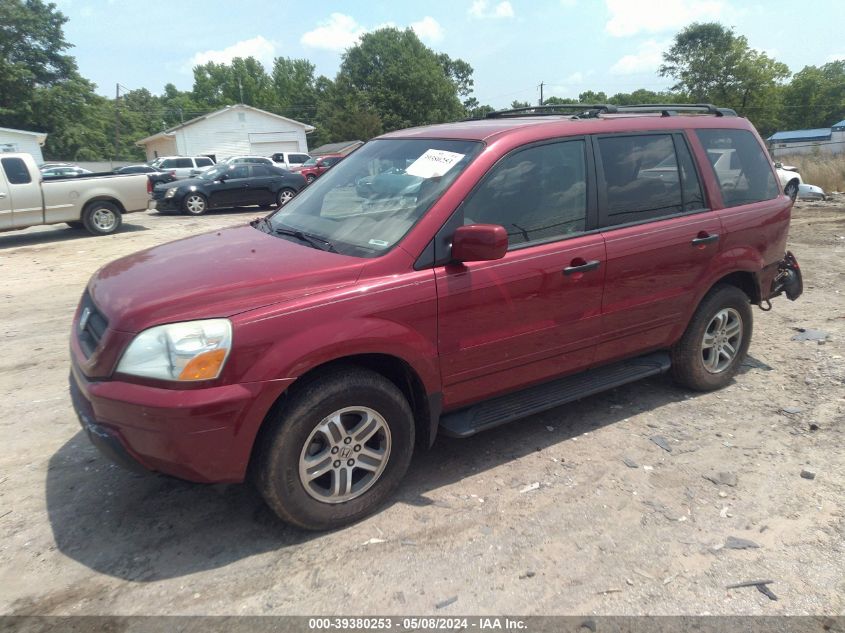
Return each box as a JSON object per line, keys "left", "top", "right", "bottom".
{"left": 195, "top": 157, "right": 213, "bottom": 167}
{"left": 2, "top": 157, "right": 32, "bottom": 185}
{"left": 696, "top": 129, "right": 778, "bottom": 207}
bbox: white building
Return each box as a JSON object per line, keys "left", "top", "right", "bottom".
{"left": 767, "top": 120, "right": 845, "bottom": 158}
{"left": 136, "top": 104, "right": 315, "bottom": 162}
{"left": 0, "top": 127, "right": 47, "bottom": 163}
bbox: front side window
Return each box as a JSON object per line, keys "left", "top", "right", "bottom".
{"left": 229, "top": 165, "right": 249, "bottom": 179}
{"left": 2, "top": 157, "right": 32, "bottom": 184}
{"left": 174, "top": 158, "right": 192, "bottom": 169}
{"left": 461, "top": 140, "right": 588, "bottom": 247}
{"left": 268, "top": 138, "right": 482, "bottom": 258}
{"left": 696, "top": 129, "right": 778, "bottom": 207}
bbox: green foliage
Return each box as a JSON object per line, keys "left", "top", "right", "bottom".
{"left": 337, "top": 28, "right": 465, "bottom": 132}
{"left": 659, "top": 22, "right": 790, "bottom": 135}
{"left": 781, "top": 61, "right": 845, "bottom": 130}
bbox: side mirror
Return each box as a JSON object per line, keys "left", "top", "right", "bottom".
{"left": 451, "top": 224, "right": 508, "bottom": 263}
{"left": 218, "top": 173, "right": 228, "bottom": 182}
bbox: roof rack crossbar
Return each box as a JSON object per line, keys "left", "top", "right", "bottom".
{"left": 485, "top": 104, "right": 617, "bottom": 119}
{"left": 483, "top": 103, "right": 737, "bottom": 120}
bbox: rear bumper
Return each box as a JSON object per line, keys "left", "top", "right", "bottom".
{"left": 69, "top": 362, "right": 293, "bottom": 483}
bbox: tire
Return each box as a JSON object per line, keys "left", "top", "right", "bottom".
{"left": 81, "top": 201, "right": 122, "bottom": 236}
{"left": 66, "top": 221, "right": 84, "bottom": 229}
{"left": 784, "top": 179, "right": 799, "bottom": 201}
{"left": 182, "top": 193, "right": 207, "bottom": 215}
{"left": 253, "top": 367, "right": 414, "bottom": 530}
{"left": 277, "top": 188, "right": 296, "bottom": 206}
{"left": 305, "top": 174, "right": 316, "bottom": 184}
{"left": 670, "top": 284, "right": 753, "bottom": 391}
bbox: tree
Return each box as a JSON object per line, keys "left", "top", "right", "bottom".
{"left": 192, "top": 57, "right": 276, "bottom": 110}
{"left": 0, "top": 0, "right": 77, "bottom": 122}
{"left": 337, "top": 28, "right": 466, "bottom": 132}
{"left": 781, "top": 61, "right": 845, "bottom": 130}
{"left": 659, "top": 22, "right": 789, "bottom": 132}
{"left": 272, "top": 57, "right": 319, "bottom": 122}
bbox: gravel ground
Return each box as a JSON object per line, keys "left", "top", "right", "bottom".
{"left": 0, "top": 201, "right": 843, "bottom": 616}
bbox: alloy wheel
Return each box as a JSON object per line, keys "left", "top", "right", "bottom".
{"left": 701, "top": 307, "right": 743, "bottom": 373}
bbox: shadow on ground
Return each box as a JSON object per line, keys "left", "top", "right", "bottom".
{"left": 0, "top": 223, "right": 148, "bottom": 250}
{"left": 45, "top": 357, "right": 774, "bottom": 582}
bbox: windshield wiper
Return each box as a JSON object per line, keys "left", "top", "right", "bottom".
{"left": 274, "top": 227, "right": 337, "bottom": 252}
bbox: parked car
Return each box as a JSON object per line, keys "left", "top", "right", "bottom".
{"left": 293, "top": 154, "right": 344, "bottom": 183}
{"left": 189, "top": 156, "right": 273, "bottom": 178}
{"left": 271, "top": 151, "right": 311, "bottom": 170}
{"left": 148, "top": 156, "right": 215, "bottom": 180}
{"left": 69, "top": 104, "right": 803, "bottom": 530}
{"left": 1, "top": 153, "right": 149, "bottom": 235}
{"left": 151, "top": 162, "right": 305, "bottom": 215}
{"left": 113, "top": 164, "right": 175, "bottom": 187}
{"left": 798, "top": 183, "right": 826, "bottom": 200}
{"left": 41, "top": 166, "right": 92, "bottom": 179}
{"left": 772, "top": 162, "right": 827, "bottom": 200}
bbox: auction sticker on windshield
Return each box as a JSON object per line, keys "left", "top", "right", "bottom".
{"left": 405, "top": 149, "right": 465, "bottom": 178}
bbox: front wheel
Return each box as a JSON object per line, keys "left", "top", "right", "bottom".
{"left": 81, "top": 201, "right": 122, "bottom": 235}
{"left": 182, "top": 193, "right": 207, "bottom": 215}
{"left": 305, "top": 174, "right": 316, "bottom": 184}
{"left": 670, "top": 284, "right": 753, "bottom": 391}
{"left": 253, "top": 368, "right": 414, "bottom": 530}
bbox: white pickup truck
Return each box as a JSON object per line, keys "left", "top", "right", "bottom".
{"left": 0, "top": 153, "right": 150, "bottom": 236}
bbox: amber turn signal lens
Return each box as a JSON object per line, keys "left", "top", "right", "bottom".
{"left": 178, "top": 349, "right": 227, "bottom": 381}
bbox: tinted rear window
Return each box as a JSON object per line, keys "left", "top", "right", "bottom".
{"left": 696, "top": 129, "right": 778, "bottom": 207}
{"left": 2, "top": 157, "right": 31, "bottom": 184}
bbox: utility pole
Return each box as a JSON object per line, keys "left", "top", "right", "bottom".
{"left": 538, "top": 82, "right": 544, "bottom": 106}
{"left": 238, "top": 78, "right": 244, "bottom": 104}
{"left": 114, "top": 83, "right": 120, "bottom": 161}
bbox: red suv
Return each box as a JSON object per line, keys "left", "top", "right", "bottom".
{"left": 293, "top": 153, "right": 344, "bottom": 183}
{"left": 70, "top": 104, "right": 803, "bottom": 530}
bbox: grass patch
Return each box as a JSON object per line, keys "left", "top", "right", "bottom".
{"left": 778, "top": 154, "right": 845, "bottom": 192}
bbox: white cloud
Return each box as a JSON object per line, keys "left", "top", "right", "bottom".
{"left": 410, "top": 16, "right": 445, "bottom": 43}
{"left": 301, "top": 13, "right": 366, "bottom": 51}
{"left": 610, "top": 39, "right": 670, "bottom": 74}
{"left": 186, "top": 36, "right": 276, "bottom": 70}
{"left": 469, "top": 0, "right": 515, "bottom": 19}
{"left": 605, "top": 0, "right": 726, "bottom": 37}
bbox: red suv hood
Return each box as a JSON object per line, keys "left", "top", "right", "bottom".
{"left": 89, "top": 225, "right": 365, "bottom": 333}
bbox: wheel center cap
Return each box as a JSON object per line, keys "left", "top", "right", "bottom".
{"left": 339, "top": 447, "right": 352, "bottom": 459}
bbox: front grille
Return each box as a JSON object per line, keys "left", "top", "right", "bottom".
{"left": 77, "top": 292, "right": 108, "bottom": 357}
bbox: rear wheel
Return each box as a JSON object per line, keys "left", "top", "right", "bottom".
{"left": 81, "top": 201, "right": 122, "bottom": 236}
{"left": 253, "top": 368, "right": 414, "bottom": 530}
{"left": 305, "top": 174, "right": 316, "bottom": 184}
{"left": 277, "top": 188, "right": 296, "bottom": 206}
{"left": 670, "top": 284, "right": 752, "bottom": 391}
{"left": 182, "top": 193, "right": 207, "bottom": 215}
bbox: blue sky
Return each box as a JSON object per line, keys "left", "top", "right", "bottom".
{"left": 56, "top": 0, "right": 845, "bottom": 108}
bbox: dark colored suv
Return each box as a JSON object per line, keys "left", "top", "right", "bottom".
{"left": 69, "top": 104, "right": 802, "bottom": 530}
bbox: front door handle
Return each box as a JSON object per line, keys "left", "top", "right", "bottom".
{"left": 0, "top": 192, "right": 6, "bottom": 199}
{"left": 563, "top": 259, "right": 601, "bottom": 275}
{"left": 691, "top": 233, "right": 719, "bottom": 246}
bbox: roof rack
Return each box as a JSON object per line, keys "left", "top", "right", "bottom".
{"left": 484, "top": 103, "right": 737, "bottom": 119}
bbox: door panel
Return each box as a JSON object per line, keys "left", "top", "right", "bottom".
{"left": 0, "top": 172, "right": 11, "bottom": 229}
{"left": 437, "top": 234, "right": 606, "bottom": 408}
{"left": 592, "top": 131, "right": 722, "bottom": 364}
{"left": 597, "top": 213, "right": 722, "bottom": 362}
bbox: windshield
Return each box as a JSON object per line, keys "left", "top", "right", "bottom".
{"left": 302, "top": 158, "right": 318, "bottom": 166}
{"left": 267, "top": 138, "right": 482, "bottom": 257}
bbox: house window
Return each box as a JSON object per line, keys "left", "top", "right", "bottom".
{"left": 238, "top": 112, "right": 246, "bottom": 122}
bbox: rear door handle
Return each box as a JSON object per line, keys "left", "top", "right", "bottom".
{"left": 0, "top": 193, "right": 6, "bottom": 199}
{"left": 563, "top": 260, "right": 601, "bottom": 275}
{"left": 691, "top": 233, "right": 719, "bottom": 246}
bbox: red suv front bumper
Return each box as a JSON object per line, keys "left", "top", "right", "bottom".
{"left": 69, "top": 361, "right": 292, "bottom": 483}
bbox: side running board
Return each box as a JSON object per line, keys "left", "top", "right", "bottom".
{"left": 439, "top": 352, "right": 671, "bottom": 438}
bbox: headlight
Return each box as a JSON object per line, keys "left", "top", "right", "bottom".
{"left": 116, "top": 319, "right": 232, "bottom": 381}
{"left": 164, "top": 187, "right": 178, "bottom": 199}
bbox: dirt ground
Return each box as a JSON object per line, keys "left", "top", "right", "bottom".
{"left": 0, "top": 200, "right": 843, "bottom": 617}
